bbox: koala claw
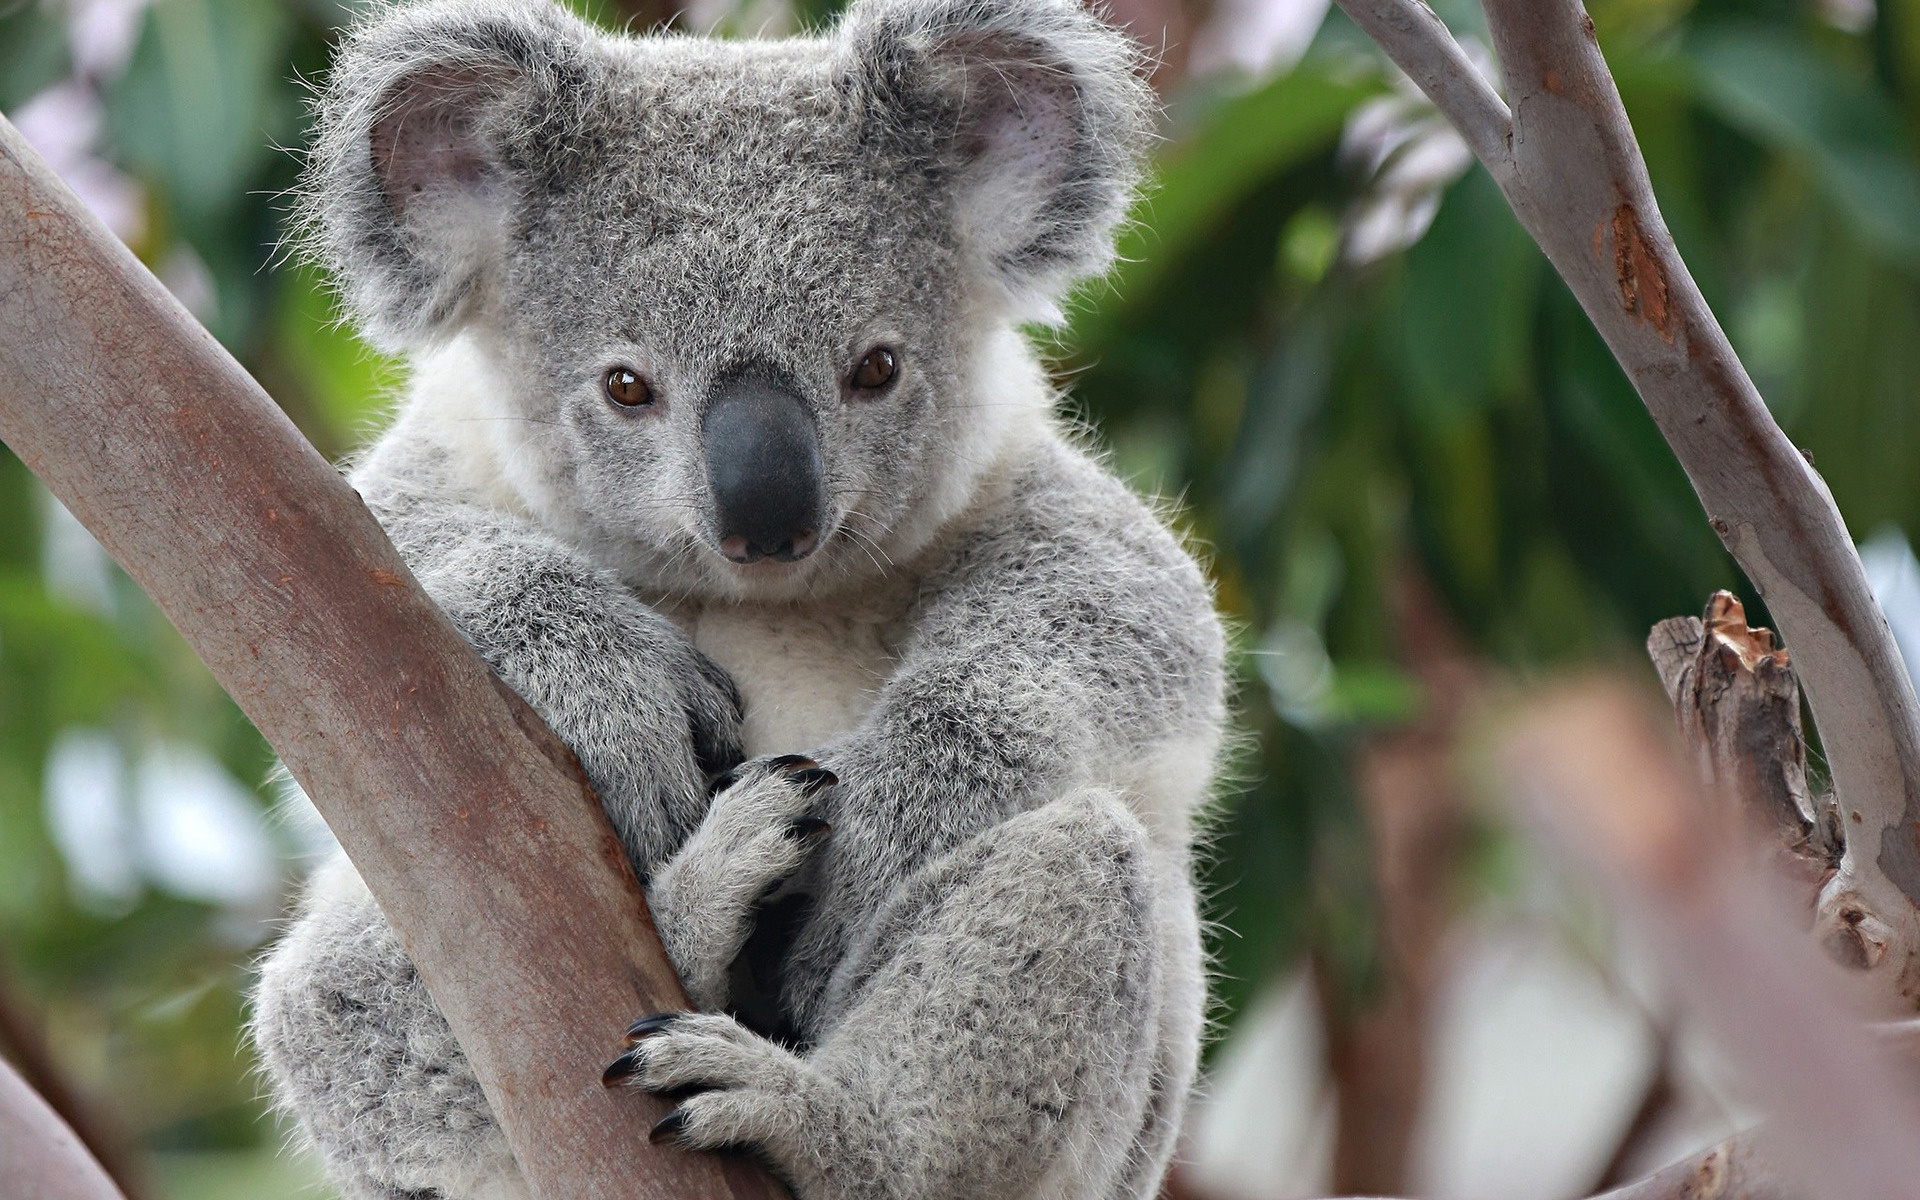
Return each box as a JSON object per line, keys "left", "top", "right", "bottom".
{"left": 602, "top": 1051, "right": 644, "bottom": 1087}
{"left": 605, "top": 1012, "right": 688, "bottom": 1083}
{"left": 649, "top": 1108, "right": 693, "bottom": 1145}
{"left": 646, "top": 759, "right": 840, "bottom": 1011}
{"left": 601, "top": 1014, "right": 824, "bottom": 1163}
{"left": 787, "top": 767, "right": 838, "bottom": 796}
{"left": 706, "top": 754, "right": 831, "bottom": 797}
{"left": 788, "top": 816, "right": 831, "bottom": 842}
{"left": 622, "top": 1012, "right": 685, "bottom": 1046}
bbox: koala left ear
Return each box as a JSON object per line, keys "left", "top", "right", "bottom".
{"left": 840, "top": 0, "right": 1154, "bottom": 321}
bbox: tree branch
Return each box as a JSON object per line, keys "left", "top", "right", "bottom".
{"left": 1332, "top": 0, "right": 1513, "bottom": 175}
{"left": 1497, "top": 681, "right": 1920, "bottom": 1200}
{"left": 1592, "top": 1134, "right": 1796, "bottom": 1200}
{"left": 0, "top": 117, "right": 784, "bottom": 1200}
{"left": 0, "top": 1057, "right": 129, "bottom": 1200}
{"left": 1337, "top": 0, "right": 1920, "bottom": 1010}
{"left": 0, "top": 952, "right": 152, "bottom": 1200}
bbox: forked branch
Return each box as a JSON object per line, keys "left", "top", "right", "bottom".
{"left": 1333, "top": 0, "right": 1512, "bottom": 172}
{"left": 1331, "top": 0, "right": 1920, "bottom": 1009}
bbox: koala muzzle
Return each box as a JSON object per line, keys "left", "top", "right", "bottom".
{"left": 703, "top": 373, "right": 825, "bottom": 564}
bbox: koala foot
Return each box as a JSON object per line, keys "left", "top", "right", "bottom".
{"left": 602, "top": 1013, "right": 839, "bottom": 1169}
{"left": 647, "top": 756, "right": 836, "bottom": 1011}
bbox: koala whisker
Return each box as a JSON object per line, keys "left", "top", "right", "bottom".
{"left": 448, "top": 416, "right": 573, "bottom": 434}
{"left": 838, "top": 526, "right": 891, "bottom": 575}
{"left": 836, "top": 510, "right": 897, "bottom": 572}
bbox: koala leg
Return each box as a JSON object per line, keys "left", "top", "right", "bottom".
{"left": 251, "top": 859, "right": 529, "bottom": 1200}
{"left": 608, "top": 790, "right": 1194, "bottom": 1200}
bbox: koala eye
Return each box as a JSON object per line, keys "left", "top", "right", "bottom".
{"left": 604, "top": 367, "right": 656, "bottom": 409}
{"left": 849, "top": 347, "right": 899, "bottom": 395}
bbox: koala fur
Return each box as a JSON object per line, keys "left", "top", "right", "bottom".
{"left": 248, "top": 2, "right": 1227, "bottom": 1199}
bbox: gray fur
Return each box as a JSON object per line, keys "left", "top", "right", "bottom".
{"left": 253, "top": 3, "right": 1223, "bottom": 1199}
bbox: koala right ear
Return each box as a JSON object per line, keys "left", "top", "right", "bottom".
{"left": 300, "top": 0, "right": 605, "bottom": 351}
{"left": 839, "top": 0, "right": 1154, "bottom": 324}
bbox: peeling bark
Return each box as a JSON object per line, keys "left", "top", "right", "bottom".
{"left": 1642, "top": 591, "right": 1919, "bottom": 988}
{"left": 1648, "top": 593, "right": 1839, "bottom": 893}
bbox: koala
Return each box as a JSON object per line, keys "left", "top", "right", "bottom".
{"left": 247, "top": 2, "right": 1227, "bottom": 1199}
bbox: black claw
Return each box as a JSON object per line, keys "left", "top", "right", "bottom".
{"left": 623, "top": 1012, "right": 683, "bottom": 1046}
{"left": 787, "top": 816, "right": 831, "bottom": 842}
{"left": 789, "top": 767, "right": 838, "bottom": 796}
{"left": 649, "top": 1108, "right": 691, "bottom": 1145}
{"left": 602, "top": 1050, "right": 644, "bottom": 1087}
{"left": 767, "top": 753, "right": 819, "bottom": 772}
{"left": 706, "top": 766, "right": 743, "bottom": 796}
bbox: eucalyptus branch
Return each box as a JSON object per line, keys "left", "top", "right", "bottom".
{"left": 1334, "top": 0, "right": 1920, "bottom": 1012}
{"left": 0, "top": 117, "right": 785, "bottom": 1200}
{"left": 0, "top": 1058, "right": 129, "bottom": 1200}
{"left": 1333, "top": 0, "right": 1513, "bottom": 174}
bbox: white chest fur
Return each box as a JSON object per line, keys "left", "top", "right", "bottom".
{"left": 666, "top": 586, "right": 910, "bottom": 759}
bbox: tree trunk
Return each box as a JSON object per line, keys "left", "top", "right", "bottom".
{"left": 0, "top": 116, "right": 784, "bottom": 1200}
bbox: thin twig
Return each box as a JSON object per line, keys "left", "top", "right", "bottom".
{"left": 1332, "top": 0, "right": 1513, "bottom": 174}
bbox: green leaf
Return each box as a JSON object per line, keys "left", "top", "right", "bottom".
{"left": 1109, "top": 64, "right": 1384, "bottom": 311}
{"left": 106, "top": 0, "right": 297, "bottom": 229}
{"left": 1687, "top": 21, "right": 1920, "bottom": 264}
{"left": 1397, "top": 169, "right": 1542, "bottom": 424}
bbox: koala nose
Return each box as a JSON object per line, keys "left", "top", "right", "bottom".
{"left": 703, "top": 372, "right": 824, "bottom": 565}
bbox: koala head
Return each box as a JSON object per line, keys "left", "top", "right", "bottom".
{"left": 303, "top": 0, "right": 1152, "bottom": 601}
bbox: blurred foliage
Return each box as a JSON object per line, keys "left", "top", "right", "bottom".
{"left": 2, "top": 0, "right": 1919, "bottom": 1194}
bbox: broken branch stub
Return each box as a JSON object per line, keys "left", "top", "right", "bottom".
{"left": 1650, "top": 594, "right": 1893, "bottom": 978}
{"left": 1647, "top": 593, "right": 1838, "bottom": 892}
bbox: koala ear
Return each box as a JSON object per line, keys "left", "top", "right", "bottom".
{"left": 300, "top": 0, "right": 605, "bottom": 351}
{"left": 841, "top": 0, "right": 1155, "bottom": 322}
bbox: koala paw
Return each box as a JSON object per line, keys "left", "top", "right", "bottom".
{"left": 603, "top": 1013, "right": 831, "bottom": 1161}
{"left": 647, "top": 756, "right": 836, "bottom": 1011}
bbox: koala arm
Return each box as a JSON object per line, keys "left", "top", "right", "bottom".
{"left": 256, "top": 459, "right": 745, "bottom": 1200}
{"left": 354, "top": 454, "right": 741, "bottom": 867}
{"left": 783, "top": 437, "right": 1226, "bottom": 1029}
